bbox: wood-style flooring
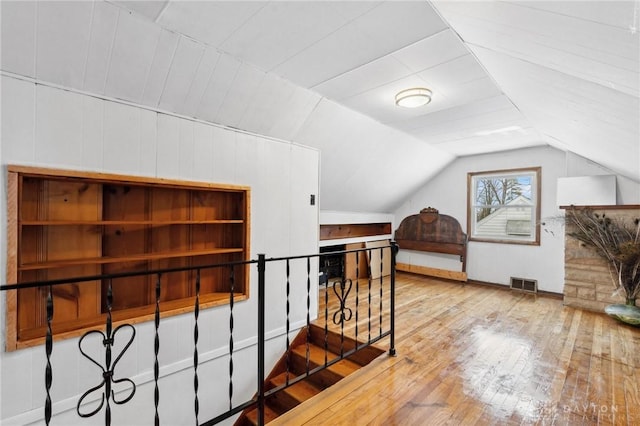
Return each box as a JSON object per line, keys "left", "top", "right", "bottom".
{"left": 271, "top": 272, "right": 640, "bottom": 425}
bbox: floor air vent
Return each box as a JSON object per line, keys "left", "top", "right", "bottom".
{"left": 510, "top": 277, "right": 537, "bottom": 293}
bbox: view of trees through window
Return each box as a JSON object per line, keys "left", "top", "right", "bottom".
{"left": 468, "top": 167, "right": 540, "bottom": 245}
{"left": 474, "top": 175, "right": 532, "bottom": 221}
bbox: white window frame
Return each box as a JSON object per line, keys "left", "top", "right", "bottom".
{"left": 467, "top": 167, "right": 541, "bottom": 245}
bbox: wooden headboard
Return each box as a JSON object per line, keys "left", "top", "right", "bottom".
{"left": 394, "top": 207, "right": 468, "bottom": 281}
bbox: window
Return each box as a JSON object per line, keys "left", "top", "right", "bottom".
{"left": 467, "top": 167, "right": 541, "bottom": 245}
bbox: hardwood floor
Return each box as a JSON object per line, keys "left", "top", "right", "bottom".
{"left": 271, "top": 272, "right": 640, "bottom": 425}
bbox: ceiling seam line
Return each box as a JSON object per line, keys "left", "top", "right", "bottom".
{"left": 219, "top": 2, "right": 271, "bottom": 47}
{"left": 102, "top": 7, "right": 121, "bottom": 95}
{"left": 437, "top": 7, "right": 638, "bottom": 66}
{"left": 155, "top": 34, "right": 182, "bottom": 109}
{"left": 266, "top": 1, "right": 384, "bottom": 74}
{"left": 140, "top": 24, "right": 166, "bottom": 106}
{"left": 179, "top": 44, "right": 208, "bottom": 112}
{"left": 80, "top": 1, "right": 97, "bottom": 91}
{"left": 465, "top": 41, "right": 639, "bottom": 96}
{"left": 506, "top": 1, "right": 638, "bottom": 32}
{"left": 308, "top": 27, "right": 454, "bottom": 89}
{"left": 318, "top": 51, "right": 471, "bottom": 102}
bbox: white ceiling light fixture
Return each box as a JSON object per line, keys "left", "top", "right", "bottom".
{"left": 395, "top": 87, "right": 432, "bottom": 108}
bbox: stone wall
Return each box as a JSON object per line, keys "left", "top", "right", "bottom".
{"left": 563, "top": 206, "right": 640, "bottom": 312}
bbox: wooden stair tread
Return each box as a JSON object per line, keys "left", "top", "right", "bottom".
{"left": 244, "top": 405, "right": 280, "bottom": 425}
{"left": 234, "top": 326, "right": 383, "bottom": 425}
{"left": 308, "top": 325, "right": 385, "bottom": 365}
{"left": 291, "top": 344, "right": 361, "bottom": 376}
{"left": 270, "top": 373, "right": 322, "bottom": 402}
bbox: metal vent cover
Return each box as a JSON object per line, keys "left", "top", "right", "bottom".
{"left": 510, "top": 277, "right": 538, "bottom": 293}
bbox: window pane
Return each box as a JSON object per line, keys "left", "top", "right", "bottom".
{"left": 474, "top": 175, "right": 533, "bottom": 207}
{"left": 473, "top": 206, "right": 533, "bottom": 238}
{"left": 468, "top": 167, "right": 539, "bottom": 244}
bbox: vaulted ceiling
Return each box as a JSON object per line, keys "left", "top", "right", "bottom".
{"left": 1, "top": 1, "right": 638, "bottom": 212}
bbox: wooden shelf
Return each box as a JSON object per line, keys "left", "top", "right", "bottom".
{"left": 6, "top": 165, "right": 251, "bottom": 350}
{"left": 18, "top": 248, "right": 245, "bottom": 271}
{"left": 19, "top": 219, "right": 244, "bottom": 225}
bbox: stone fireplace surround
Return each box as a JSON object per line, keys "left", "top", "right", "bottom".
{"left": 562, "top": 205, "right": 640, "bottom": 312}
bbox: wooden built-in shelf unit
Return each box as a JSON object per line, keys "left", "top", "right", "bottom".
{"left": 5, "top": 166, "right": 250, "bottom": 350}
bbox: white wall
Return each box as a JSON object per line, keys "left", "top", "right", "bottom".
{"left": 0, "top": 75, "right": 319, "bottom": 425}
{"left": 393, "top": 145, "right": 640, "bottom": 294}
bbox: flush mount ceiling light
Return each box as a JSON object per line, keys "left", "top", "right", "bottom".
{"left": 395, "top": 87, "right": 432, "bottom": 108}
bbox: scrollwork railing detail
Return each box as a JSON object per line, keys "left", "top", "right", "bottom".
{"left": 76, "top": 324, "right": 136, "bottom": 420}
{"left": 332, "top": 279, "right": 353, "bottom": 326}
{"left": 77, "top": 280, "right": 136, "bottom": 424}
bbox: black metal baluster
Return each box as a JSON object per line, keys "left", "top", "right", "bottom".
{"left": 379, "top": 247, "right": 384, "bottom": 338}
{"left": 305, "top": 257, "right": 311, "bottom": 375}
{"left": 324, "top": 267, "right": 329, "bottom": 367}
{"left": 390, "top": 242, "right": 397, "bottom": 356}
{"left": 194, "top": 270, "right": 201, "bottom": 425}
{"left": 355, "top": 250, "right": 359, "bottom": 349}
{"left": 368, "top": 250, "right": 372, "bottom": 344}
{"left": 104, "top": 280, "right": 114, "bottom": 426}
{"left": 257, "top": 255, "right": 266, "bottom": 426}
{"left": 45, "top": 285, "right": 53, "bottom": 426}
{"left": 154, "top": 274, "right": 161, "bottom": 426}
{"left": 228, "top": 265, "right": 235, "bottom": 410}
{"left": 285, "top": 259, "right": 291, "bottom": 385}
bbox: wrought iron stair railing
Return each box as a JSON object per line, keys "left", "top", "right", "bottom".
{"left": 0, "top": 243, "right": 398, "bottom": 426}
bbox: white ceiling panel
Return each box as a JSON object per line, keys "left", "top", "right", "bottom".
{"left": 196, "top": 53, "right": 241, "bottom": 123}
{"left": 274, "top": 1, "right": 448, "bottom": 88}
{"left": 519, "top": 1, "right": 639, "bottom": 29}
{"left": 434, "top": 130, "right": 547, "bottom": 157}
{"left": 36, "top": 1, "right": 93, "bottom": 89}
{"left": 215, "top": 62, "right": 266, "bottom": 128}
{"left": 312, "top": 55, "right": 411, "bottom": 101}
{"left": 182, "top": 47, "right": 222, "bottom": 118}
{"left": 391, "top": 29, "right": 468, "bottom": 73}
{"left": 83, "top": 1, "right": 119, "bottom": 94}
{"left": 416, "top": 54, "right": 489, "bottom": 93}
{"left": 158, "top": 36, "right": 205, "bottom": 113}
{"left": 434, "top": 1, "right": 640, "bottom": 96}
{"left": 111, "top": 0, "right": 169, "bottom": 21}
{"left": 471, "top": 45, "right": 639, "bottom": 180}
{"left": 219, "top": 1, "right": 378, "bottom": 72}
{"left": 105, "top": 8, "right": 162, "bottom": 103}
{"left": 393, "top": 95, "right": 516, "bottom": 131}
{"left": 141, "top": 28, "right": 180, "bottom": 107}
{"left": 1, "top": 0, "right": 36, "bottom": 77}
{"left": 269, "top": 85, "right": 322, "bottom": 141}
{"left": 157, "top": 1, "right": 266, "bottom": 48}
{"left": 408, "top": 107, "right": 529, "bottom": 142}
{"left": 444, "top": 76, "right": 502, "bottom": 105}
{"left": 239, "top": 74, "right": 296, "bottom": 136}
{"left": 426, "top": 111, "right": 534, "bottom": 137}
{"left": 348, "top": 1, "right": 448, "bottom": 57}
{"left": 272, "top": 18, "right": 385, "bottom": 88}
{"left": 238, "top": 73, "right": 321, "bottom": 141}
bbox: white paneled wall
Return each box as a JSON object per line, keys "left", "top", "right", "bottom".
{"left": 0, "top": 74, "right": 319, "bottom": 424}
